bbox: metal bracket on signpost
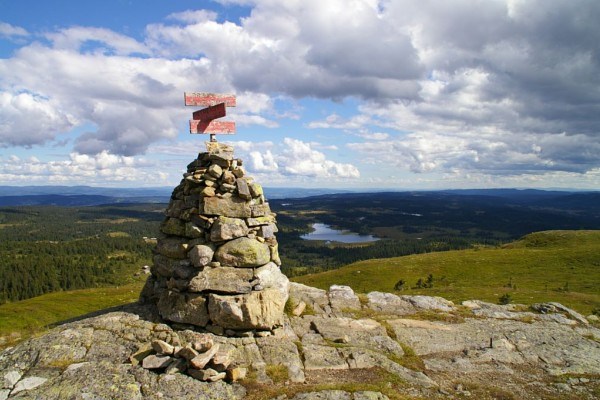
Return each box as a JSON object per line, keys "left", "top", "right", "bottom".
{"left": 184, "top": 92, "right": 236, "bottom": 142}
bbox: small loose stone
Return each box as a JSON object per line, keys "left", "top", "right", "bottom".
{"left": 292, "top": 301, "right": 306, "bottom": 316}
{"left": 226, "top": 367, "right": 247, "bottom": 382}
{"left": 189, "top": 344, "right": 221, "bottom": 369}
{"left": 152, "top": 340, "right": 175, "bottom": 355}
{"left": 142, "top": 355, "right": 173, "bottom": 370}
{"left": 176, "top": 346, "right": 199, "bottom": 361}
{"left": 208, "top": 164, "right": 223, "bottom": 178}
{"left": 201, "top": 187, "right": 216, "bottom": 197}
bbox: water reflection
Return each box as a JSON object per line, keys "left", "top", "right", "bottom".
{"left": 300, "top": 223, "right": 379, "bottom": 243}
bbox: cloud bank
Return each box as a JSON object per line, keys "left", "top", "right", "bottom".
{"left": 1, "top": 0, "right": 599, "bottom": 186}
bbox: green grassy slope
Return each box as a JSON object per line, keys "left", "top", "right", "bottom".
{"left": 0, "top": 282, "right": 144, "bottom": 348}
{"left": 294, "top": 230, "right": 600, "bottom": 315}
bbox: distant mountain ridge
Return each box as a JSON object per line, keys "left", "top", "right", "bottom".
{"left": 0, "top": 185, "right": 171, "bottom": 197}
{"left": 0, "top": 185, "right": 597, "bottom": 207}
{"left": 0, "top": 185, "right": 355, "bottom": 205}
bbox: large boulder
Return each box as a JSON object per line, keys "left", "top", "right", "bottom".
{"left": 329, "top": 285, "right": 361, "bottom": 312}
{"left": 215, "top": 237, "right": 271, "bottom": 268}
{"left": 208, "top": 288, "right": 287, "bottom": 330}
{"left": 366, "top": 292, "right": 417, "bottom": 315}
{"left": 157, "top": 291, "right": 210, "bottom": 327}
{"left": 254, "top": 262, "right": 290, "bottom": 298}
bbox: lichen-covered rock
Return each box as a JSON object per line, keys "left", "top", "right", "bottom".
{"left": 257, "top": 336, "right": 305, "bottom": 382}
{"left": 188, "top": 244, "right": 215, "bottom": 268}
{"left": 3, "top": 283, "right": 600, "bottom": 400}
{"left": 158, "top": 291, "right": 209, "bottom": 327}
{"left": 254, "top": 262, "right": 289, "bottom": 298}
{"left": 210, "top": 216, "right": 249, "bottom": 242}
{"left": 328, "top": 285, "right": 361, "bottom": 312}
{"left": 160, "top": 217, "right": 187, "bottom": 236}
{"left": 214, "top": 237, "right": 271, "bottom": 268}
{"left": 366, "top": 292, "right": 416, "bottom": 315}
{"left": 235, "top": 178, "right": 252, "bottom": 200}
{"left": 208, "top": 288, "right": 287, "bottom": 330}
{"left": 188, "top": 267, "right": 253, "bottom": 294}
{"left": 202, "top": 197, "right": 252, "bottom": 218}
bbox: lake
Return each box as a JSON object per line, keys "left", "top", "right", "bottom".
{"left": 300, "top": 223, "right": 379, "bottom": 243}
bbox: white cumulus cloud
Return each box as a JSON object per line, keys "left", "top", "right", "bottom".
{"left": 0, "top": 151, "right": 168, "bottom": 185}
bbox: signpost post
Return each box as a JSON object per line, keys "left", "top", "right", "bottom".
{"left": 185, "top": 92, "right": 236, "bottom": 142}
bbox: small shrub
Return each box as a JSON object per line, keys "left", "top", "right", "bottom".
{"left": 394, "top": 279, "right": 406, "bottom": 291}
{"left": 413, "top": 274, "right": 434, "bottom": 289}
{"left": 498, "top": 293, "right": 512, "bottom": 305}
{"left": 425, "top": 273, "right": 434, "bottom": 288}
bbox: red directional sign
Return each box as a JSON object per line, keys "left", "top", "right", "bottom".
{"left": 185, "top": 91, "right": 236, "bottom": 141}
{"left": 190, "top": 120, "right": 236, "bottom": 134}
{"left": 184, "top": 92, "right": 236, "bottom": 107}
{"left": 192, "top": 103, "right": 226, "bottom": 121}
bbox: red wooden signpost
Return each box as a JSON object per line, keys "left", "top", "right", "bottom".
{"left": 185, "top": 92, "right": 236, "bottom": 107}
{"left": 192, "top": 103, "right": 226, "bottom": 121}
{"left": 189, "top": 120, "right": 236, "bottom": 134}
{"left": 185, "top": 92, "right": 236, "bottom": 141}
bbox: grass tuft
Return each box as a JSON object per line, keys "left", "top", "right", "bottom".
{"left": 265, "top": 364, "right": 289, "bottom": 384}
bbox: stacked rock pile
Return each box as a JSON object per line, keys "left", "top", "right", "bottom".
{"left": 141, "top": 142, "right": 289, "bottom": 335}
{"left": 132, "top": 336, "right": 246, "bottom": 383}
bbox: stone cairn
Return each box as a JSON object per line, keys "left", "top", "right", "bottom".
{"left": 141, "top": 141, "right": 289, "bottom": 337}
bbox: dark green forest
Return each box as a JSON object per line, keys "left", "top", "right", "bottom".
{"left": 0, "top": 205, "right": 162, "bottom": 303}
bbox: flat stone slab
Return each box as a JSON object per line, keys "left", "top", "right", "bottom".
{"left": 188, "top": 267, "right": 253, "bottom": 294}
{"left": 302, "top": 344, "right": 348, "bottom": 370}
{"left": 399, "top": 295, "right": 455, "bottom": 312}
{"left": 257, "top": 336, "right": 305, "bottom": 383}
{"left": 309, "top": 317, "right": 402, "bottom": 355}
{"left": 202, "top": 197, "right": 251, "bottom": 218}
{"left": 366, "top": 292, "right": 417, "bottom": 315}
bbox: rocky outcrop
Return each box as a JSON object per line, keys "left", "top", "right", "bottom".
{"left": 141, "top": 142, "right": 288, "bottom": 333}
{"left": 1, "top": 285, "right": 599, "bottom": 399}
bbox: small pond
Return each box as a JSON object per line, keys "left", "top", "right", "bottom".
{"left": 300, "top": 223, "right": 379, "bottom": 243}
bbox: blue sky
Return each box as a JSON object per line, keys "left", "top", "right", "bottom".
{"left": 1, "top": 0, "right": 599, "bottom": 190}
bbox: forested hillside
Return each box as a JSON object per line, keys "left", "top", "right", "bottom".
{"left": 0, "top": 205, "right": 162, "bottom": 302}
